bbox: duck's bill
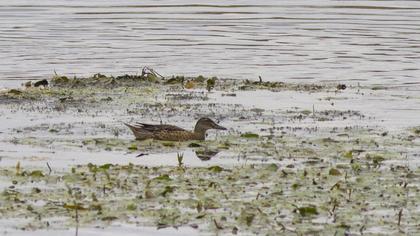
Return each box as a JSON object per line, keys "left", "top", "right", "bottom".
{"left": 214, "top": 124, "right": 227, "bottom": 130}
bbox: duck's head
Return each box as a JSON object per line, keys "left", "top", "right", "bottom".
{"left": 194, "top": 117, "right": 227, "bottom": 133}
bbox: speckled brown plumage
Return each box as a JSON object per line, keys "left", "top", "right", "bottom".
{"left": 125, "top": 117, "right": 226, "bottom": 141}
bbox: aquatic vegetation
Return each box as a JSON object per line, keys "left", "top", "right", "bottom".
{"left": 0, "top": 72, "right": 419, "bottom": 234}
{"left": 0, "top": 72, "right": 342, "bottom": 106}
{"left": 0, "top": 159, "right": 418, "bottom": 234}
{"left": 240, "top": 133, "right": 259, "bottom": 138}
{"left": 411, "top": 127, "right": 420, "bottom": 136}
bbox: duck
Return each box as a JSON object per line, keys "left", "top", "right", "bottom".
{"left": 124, "top": 117, "right": 226, "bottom": 141}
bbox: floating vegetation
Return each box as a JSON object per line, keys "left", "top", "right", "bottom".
{"left": 411, "top": 127, "right": 420, "bottom": 136}
{"left": 0, "top": 72, "right": 419, "bottom": 234}
{"left": 0, "top": 160, "right": 419, "bottom": 234}
{"left": 240, "top": 133, "right": 259, "bottom": 138}
{"left": 0, "top": 72, "right": 341, "bottom": 105}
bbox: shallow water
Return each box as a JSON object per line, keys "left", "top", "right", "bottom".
{"left": 1, "top": 86, "right": 419, "bottom": 170}
{"left": 1, "top": 0, "right": 420, "bottom": 87}
{"left": 0, "top": 81, "right": 419, "bottom": 234}
{"left": 0, "top": 220, "right": 199, "bottom": 236}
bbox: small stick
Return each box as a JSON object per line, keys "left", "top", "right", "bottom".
{"left": 312, "top": 104, "right": 316, "bottom": 118}
{"left": 347, "top": 188, "right": 352, "bottom": 201}
{"left": 150, "top": 68, "right": 164, "bottom": 79}
{"left": 136, "top": 153, "right": 148, "bottom": 157}
{"left": 332, "top": 204, "right": 337, "bottom": 213}
{"left": 213, "top": 219, "right": 223, "bottom": 230}
{"left": 359, "top": 224, "right": 365, "bottom": 235}
{"left": 47, "top": 162, "right": 52, "bottom": 175}
{"left": 141, "top": 66, "right": 164, "bottom": 79}
{"left": 330, "top": 182, "right": 340, "bottom": 191}
{"left": 218, "top": 186, "right": 229, "bottom": 200}
{"left": 277, "top": 222, "right": 286, "bottom": 231}
{"left": 75, "top": 207, "right": 79, "bottom": 236}
{"left": 398, "top": 209, "right": 403, "bottom": 227}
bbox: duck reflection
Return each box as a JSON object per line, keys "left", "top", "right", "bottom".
{"left": 194, "top": 149, "right": 220, "bottom": 161}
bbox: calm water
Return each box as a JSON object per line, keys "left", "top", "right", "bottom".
{"left": 1, "top": 0, "right": 420, "bottom": 87}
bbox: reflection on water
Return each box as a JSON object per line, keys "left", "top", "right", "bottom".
{"left": 0, "top": 143, "right": 251, "bottom": 168}
{"left": 1, "top": 0, "right": 420, "bottom": 87}
{"left": 135, "top": 148, "right": 220, "bottom": 161}
{"left": 195, "top": 149, "right": 219, "bottom": 161}
{"left": 134, "top": 148, "right": 219, "bottom": 161}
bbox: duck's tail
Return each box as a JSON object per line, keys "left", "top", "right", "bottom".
{"left": 124, "top": 122, "right": 139, "bottom": 130}
{"left": 124, "top": 122, "right": 152, "bottom": 140}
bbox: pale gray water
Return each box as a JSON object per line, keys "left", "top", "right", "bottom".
{"left": 1, "top": 0, "right": 420, "bottom": 88}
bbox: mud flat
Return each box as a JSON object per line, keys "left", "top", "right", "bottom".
{"left": 0, "top": 74, "right": 419, "bottom": 235}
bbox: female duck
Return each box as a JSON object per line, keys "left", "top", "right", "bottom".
{"left": 125, "top": 117, "right": 226, "bottom": 141}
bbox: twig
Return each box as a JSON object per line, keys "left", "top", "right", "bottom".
{"left": 347, "top": 188, "right": 352, "bottom": 201}
{"left": 277, "top": 222, "right": 286, "bottom": 231}
{"left": 46, "top": 162, "right": 52, "bottom": 175}
{"left": 398, "top": 209, "right": 403, "bottom": 227}
{"left": 274, "top": 217, "right": 295, "bottom": 233}
{"left": 75, "top": 206, "right": 79, "bottom": 236}
{"left": 218, "top": 185, "right": 229, "bottom": 200}
{"left": 359, "top": 224, "right": 365, "bottom": 235}
{"left": 136, "top": 153, "right": 148, "bottom": 157}
{"left": 330, "top": 182, "right": 340, "bottom": 191}
{"left": 141, "top": 66, "right": 164, "bottom": 79}
{"left": 312, "top": 104, "right": 316, "bottom": 118}
{"left": 151, "top": 68, "right": 164, "bottom": 79}
{"left": 331, "top": 203, "right": 337, "bottom": 214}
{"left": 213, "top": 219, "right": 223, "bottom": 230}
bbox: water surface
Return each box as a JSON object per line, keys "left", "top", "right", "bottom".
{"left": 1, "top": 0, "right": 420, "bottom": 87}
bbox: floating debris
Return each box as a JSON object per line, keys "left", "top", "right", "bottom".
{"left": 33, "top": 79, "right": 48, "bottom": 87}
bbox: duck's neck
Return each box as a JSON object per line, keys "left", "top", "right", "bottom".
{"left": 193, "top": 127, "right": 207, "bottom": 140}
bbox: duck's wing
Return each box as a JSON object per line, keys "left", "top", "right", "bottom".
{"left": 124, "top": 123, "right": 153, "bottom": 140}
{"left": 135, "top": 123, "right": 187, "bottom": 132}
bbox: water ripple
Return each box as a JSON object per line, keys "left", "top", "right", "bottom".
{"left": 1, "top": 0, "right": 420, "bottom": 87}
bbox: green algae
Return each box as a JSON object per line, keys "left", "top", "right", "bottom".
{"left": 240, "top": 133, "right": 259, "bottom": 138}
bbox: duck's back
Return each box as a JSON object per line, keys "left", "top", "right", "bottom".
{"left": 137, "top": 123, "right": 186, "bottom": 132}
{"left": 140, "top": 123, "right": 198, "bottom": 141}
{"left": 126, "top": 123, "right": 202, "bottom": 141}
